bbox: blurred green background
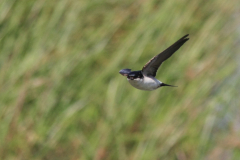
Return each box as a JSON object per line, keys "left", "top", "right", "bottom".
{"left": 1, "top": 0, "right": 240, "bottom": 159}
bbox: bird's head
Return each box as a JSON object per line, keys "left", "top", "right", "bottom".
{"left": 119, "top": 69, "right": 131, "bottom": 76}
{"left": 120, "top": 69, "right": 144, "bottom": 81}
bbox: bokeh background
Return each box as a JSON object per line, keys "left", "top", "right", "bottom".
{"left": 1, "top": 0, "right": 240, "bottom": 159}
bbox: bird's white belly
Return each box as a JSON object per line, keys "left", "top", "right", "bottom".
{"left": 127, "top": 77, "right": 161, "bottom": 91}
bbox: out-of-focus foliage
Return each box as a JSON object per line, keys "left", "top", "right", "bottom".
{"left": 0, "top": 0, "right": 240, "bottom": 159}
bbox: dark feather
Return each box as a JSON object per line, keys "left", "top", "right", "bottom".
{"left": 127, "top": 71, "right": 143, "bottom": 80}
{"left": 161, "top": 83, "right": 177, "bottom": 87}
{"left": 142, "top": 34, "right": 189, "bottom": 77}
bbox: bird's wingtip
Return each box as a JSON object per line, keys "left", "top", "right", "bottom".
{"left": 183, "top": 34, "right": 189, "bottom": 39}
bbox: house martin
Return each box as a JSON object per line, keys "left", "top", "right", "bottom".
{"left": 119, "top": 34, "right": 189, "bottom": 91}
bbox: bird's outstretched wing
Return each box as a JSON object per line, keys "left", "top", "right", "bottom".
{"left": 142, "top": 34, "right": 189, "bottom": 77}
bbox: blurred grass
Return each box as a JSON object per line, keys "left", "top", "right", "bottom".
{"left": 0, "top": 0, "right": 240, "bottom": 159}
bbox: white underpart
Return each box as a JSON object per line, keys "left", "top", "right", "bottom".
{"left": 127, "top": 75, "right": 162, "bottom": 91}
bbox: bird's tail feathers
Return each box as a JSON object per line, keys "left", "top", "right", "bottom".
{"left": 161, "top": 83, "right": 177, "bottom": 87}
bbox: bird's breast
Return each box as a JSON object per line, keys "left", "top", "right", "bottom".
{"left": 127, "top": 76, "right": 161, "bottom": 91}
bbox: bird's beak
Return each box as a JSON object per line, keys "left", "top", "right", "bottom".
{"left": 119, "top": 69, "right": 131, "bottom": 76}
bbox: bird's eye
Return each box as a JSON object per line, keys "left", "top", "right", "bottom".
{"left": 128, "top": 76, "right": 134, "bottom": 80}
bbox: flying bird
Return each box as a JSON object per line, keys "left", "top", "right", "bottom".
{"left": 119, "top": 34, "right": 189, "bottom": 91}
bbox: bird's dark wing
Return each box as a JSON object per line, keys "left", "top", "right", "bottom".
{"left": 142, "top": 34, "right": 189, "bottom": 77}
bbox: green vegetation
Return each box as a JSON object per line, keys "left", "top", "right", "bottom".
{"left": 1, "top": 0, "right": 240, "bottom": 159}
